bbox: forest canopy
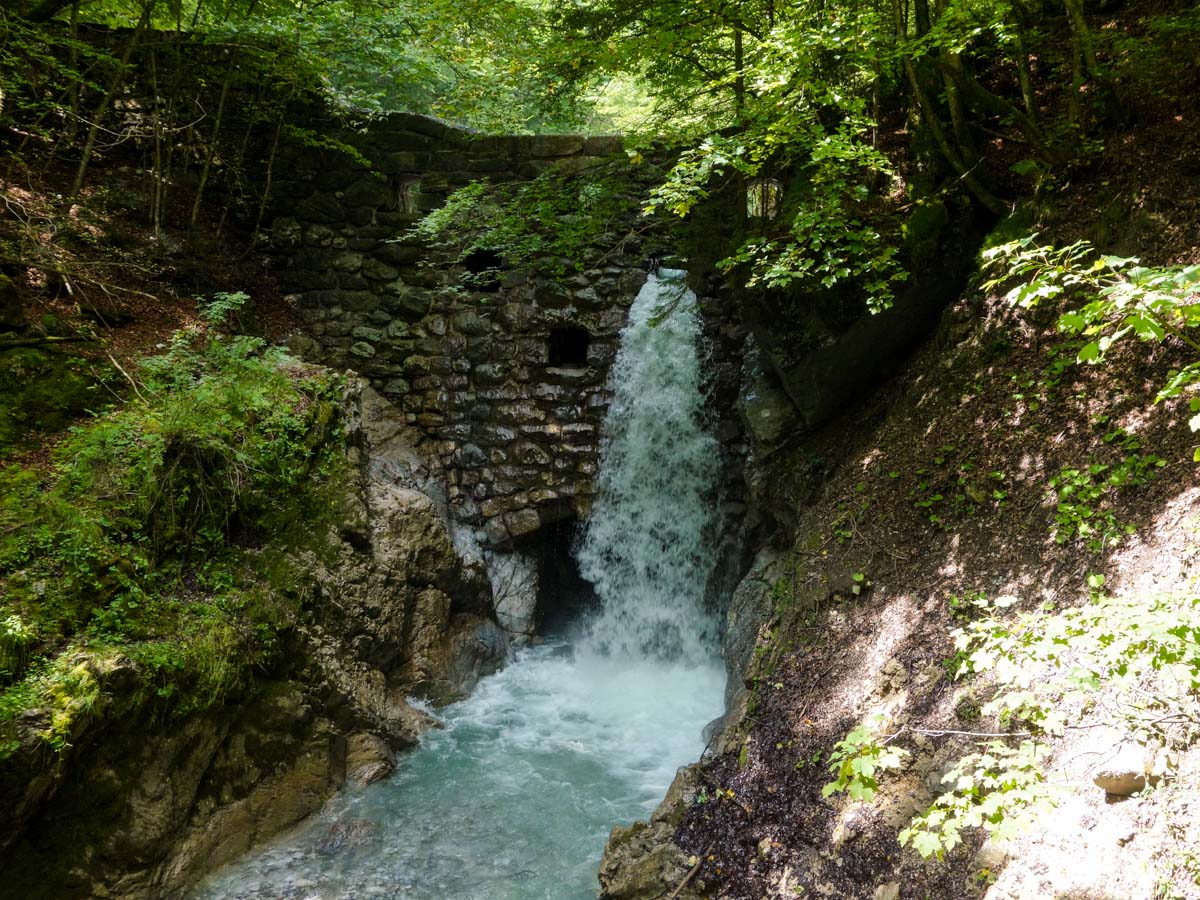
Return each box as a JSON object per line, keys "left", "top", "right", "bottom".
{"left": 2, "top": 0, "right": 1198, "bottom": 303}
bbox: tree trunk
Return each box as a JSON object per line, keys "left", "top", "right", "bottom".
{"left": 1012, "top": 22, "right": 1037, "bottom": 121}
{"left": 249, "top": 106, "right": 286, "bottom": 244}
{"left": 64, "top": 0, "right": 80, "bottom": 141}
{"left": 941, "top": 51, "right": 977, "bottom": 164}
{"left": 935, "top": 58, "right": 1060, "bottom": 162}
{"left": 1062, "top": 0, "right": 1100, "bottom": 82}
{"left": 69, "top": 0, "right": 156, "bottom": 199}
{"left": 904, "top": 57, "right": 1005, "bottom": 214}
{"left": 913, "top": 0, "right": 931, "bottom": 36}
{"left": 733, "top": 25, "right": 746, "bottom": 112}
{"left": 150, "top": 49, "right": 164, "bottom": 236}
{"left": 191, "top": 49, "right": 235, "bottom": 229}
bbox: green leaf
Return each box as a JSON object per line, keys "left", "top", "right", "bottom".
{"left": 1058, "top": 312, "right": 1087, "bottom": 332}
{"left": 1102, "top": 255, "right": 1139, "bottom": 269}
{"left": 911, "top": 831, "right": 943, "bottom": 858}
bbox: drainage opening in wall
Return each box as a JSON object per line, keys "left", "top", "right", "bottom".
{"left": 515, "top": 515, "right": 597, "bottom": 638}
{"left": 462, "top": 247, "right": 504, "bottom": 292}
{"left": 548, "top": 326, "right": 590, "bottom": 369}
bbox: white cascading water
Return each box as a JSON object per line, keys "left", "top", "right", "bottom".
{"left": 194, "top": 269, "right": 727, "bottom": 900}
{"left": 579, "top": 268, "right": 721, "bottom": 663}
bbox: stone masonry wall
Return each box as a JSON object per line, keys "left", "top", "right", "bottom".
{"left": 264, "top": 114, "right": 662, "bottom": 551}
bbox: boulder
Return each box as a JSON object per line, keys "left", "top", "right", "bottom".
{"left": 1093, "top": 742, "right": 1147, "bottom": 796}
{"left": 485, "top": 550, "right": 539, "bottom": 639}
{"left": 0, "top": 347, "right": 109, "bottom": 451}
{"left": 739, "top": 343, "right": 797, "bottom": 449}
{"left": 598, "top": 767, "right": 706, "bottom": 899}
{"left": 345, "top": 732, "right": 396, "bottom": 785}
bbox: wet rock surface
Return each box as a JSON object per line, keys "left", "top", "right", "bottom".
{"left": 599, "top": 766, "right": 707, "bottom": 900}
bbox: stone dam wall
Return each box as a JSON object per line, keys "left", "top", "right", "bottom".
{"left": 262, "top": 114, "right": 747, "bottom": 581}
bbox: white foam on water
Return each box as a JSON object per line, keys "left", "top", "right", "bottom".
{"left": 579, "top": 269, "right": 722, "bottom": 665}
{"left": 195, "top": 270, "right": 727, "bottom": 900}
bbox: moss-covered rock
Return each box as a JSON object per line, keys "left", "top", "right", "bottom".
{"left": 904, "top": 198, "right": 950, "bottom": 268}
{"left": 0, "top": 347, "right": 109, "bottom": 452}
{"left": 0, "top": 375, "right": 506, "bottom": 898}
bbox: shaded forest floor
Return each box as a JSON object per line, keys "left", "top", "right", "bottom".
{"left": 674, "top": 53, "right": 1200, "bottom": 900}
{"left": 0, "top": 146, "right": 301, "bottom": 463}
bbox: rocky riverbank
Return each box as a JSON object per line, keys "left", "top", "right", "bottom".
{"left": 0, "top": 379, "right": 507, "bottom": 898}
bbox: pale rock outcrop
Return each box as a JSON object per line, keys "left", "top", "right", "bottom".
{"left": 599, "top": 766, "right": 707, "bottom": 900}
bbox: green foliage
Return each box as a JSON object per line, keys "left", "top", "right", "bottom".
{"left": 0, "top": 614, "right": 35, "bottom": 681}
{"left": 823, "top": 718, "right": 910, "bottom": 803}
{"left": 0, "top": 16, "right": 118, "bottom": 138}
{"left": 906, "top": 447, "right": 1001, "bottom": 529}
{"left": 411, "top": 171, "right": 637, "bottom": 278}
{"left": 0, "top": 297, "right": 345, "bottom": 753}
{"left": 953, "top": 590, "right": 1200, "bottom": 746}
{"left": 731, "top": 163, "right": 904, "bottom": 309}
{"left": 900, "top": 740, "right": 1053, "bottom": 859}
{"left": 41, "top": 655, "right": 105, "bottom": 752}
{"left": 870, "top": 581, "right": 1200, "bottom": 860}
{"left": 647, "top": 127, "right": 907, "bottom": 312}
{"left": 1047, "top": 450, "right": 1164, "bottom": 551}
{"left": 547, "top": 0, "right": 1149, "bottom": 307}
{"left": 1, "top": 0, "right": 586, "bottom": 134}
{"left": 949, "top": 589, "right": 990, "bottom": 623}
{"left": 985, "top": 236, "right": 1200, "bottom": 455}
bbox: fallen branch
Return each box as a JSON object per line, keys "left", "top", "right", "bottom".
{"left": 666, "top": 842, "right": 713, "bottom": 900}
{"left": 104, "top": 348, "right": 149, "bottom": 405}
{"left": 881, "top": 725, "right": 1036, "bottom": 745}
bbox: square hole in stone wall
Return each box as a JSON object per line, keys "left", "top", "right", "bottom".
{"left": 462, "top": 247, "right": 503, "bottom": 292}
{"left": 548, "top": 326, "right": 590, "bottom": 368}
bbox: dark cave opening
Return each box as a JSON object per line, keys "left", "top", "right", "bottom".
{"left": 462, "top": 247, "right": 504, "bottom": 292}
{"left": 515, "top": 515, "right": 598, "bottom": 638}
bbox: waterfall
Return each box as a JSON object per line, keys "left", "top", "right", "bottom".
{"left": 194, "top": 268, "right": 729, "bottom": 900}
{"left": 578, "top": 268, "right": 721, "bottom": 665}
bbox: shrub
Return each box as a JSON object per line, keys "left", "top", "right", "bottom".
{"left": 0, "top": 300, "right": 344, "bottom": 754}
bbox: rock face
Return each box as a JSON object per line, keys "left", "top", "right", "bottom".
{"left": 0, "top": 381, "right": 507, "bottom": 899}
{"left": 743, "top": 205, "right": 989, "bottom": 434}
{"left": 739, "top": 344, "right": 797, "bottom": 448}
{"left": 723, "top": 551, "right": 785, "bottom": 703}
{"left": 301, "top": 392, "right": 506, "bottom": 706}
{"left": 2, "top": 681, "right": 345, "bottom": 898}
{"left": 483, "top": 548, "right": 540, "bottom": 639}
{"left": 599, "top": 766, "right": 708, "bottom": 900}
{"left": 0, "top": 273, "right": 24, "bottom": 331}
{"left": 345, "top": 732, "right": 397, "bottom": 785}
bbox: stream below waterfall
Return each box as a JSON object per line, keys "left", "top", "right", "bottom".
{"left": 198, "top": 640, "right": 724, "bottom": 900}
{"left": 196, "top": 269, "right": 727, "bottom": 899}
